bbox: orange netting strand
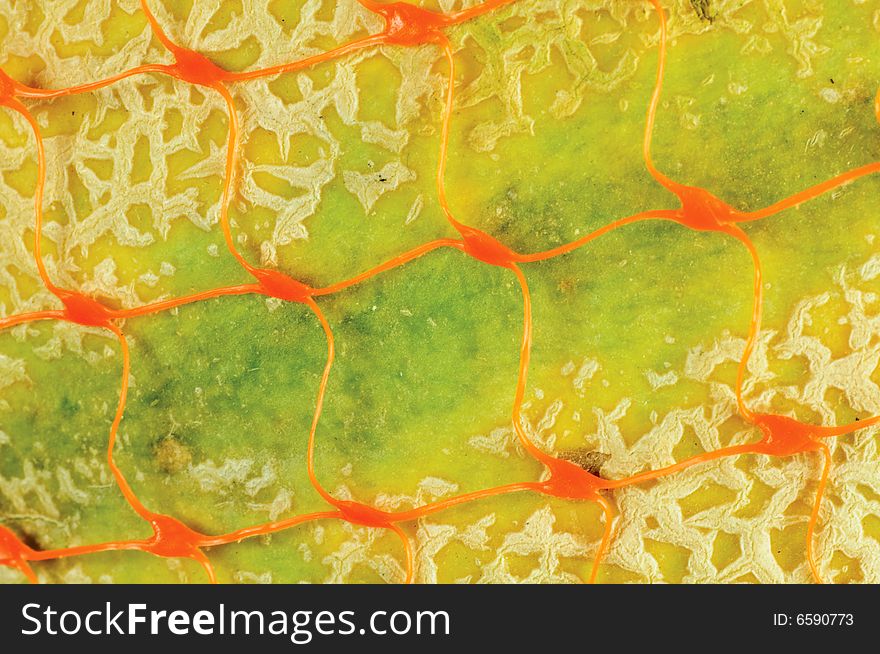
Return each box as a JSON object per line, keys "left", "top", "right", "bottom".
{"left": 0, "top": 0, "right": 878, "bottom": 585}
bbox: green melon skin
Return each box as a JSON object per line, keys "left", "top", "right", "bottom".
{"left": 0, "top": 0, "right": 879, "bottom": 583}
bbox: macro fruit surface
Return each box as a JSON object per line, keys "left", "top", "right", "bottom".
{"left": 0, "top": 0, "right": 879, "bottom": 583}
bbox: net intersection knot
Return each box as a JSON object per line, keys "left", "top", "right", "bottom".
{"left": 537, "top": 458, "right": 610, "bottom": 502}
{"left": 668, "top": 184, "right": 742, "bottom": 232}
{"left": 55, "top": 289, "right": 117, "bottom": 329}
{"left": 250, "top": 268, "right": 314, "bottom": 304}
{"left": 142, "top": 513, "right": 210, "bottom": 559}
{"left": 360, "top": 0, "right": 452, "bottom": 46}
{"left": 140, "top": 0, "right": 231, "bottom": 87}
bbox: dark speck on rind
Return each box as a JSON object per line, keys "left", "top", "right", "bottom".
{"left": 59, "top": 395, "right": 79, "bottom": 417}
{"left": 689, "top": 0, "right": 715, "bottom": 23}
{"left": 558, "top": 448, "right": 610, "bottom": 477}
{"left": 17, "top": 529, "right": 41, "bottom": 551}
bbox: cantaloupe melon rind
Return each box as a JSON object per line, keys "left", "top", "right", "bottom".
{"left": 0, "top": 0, "right": 878, "bottom": 583}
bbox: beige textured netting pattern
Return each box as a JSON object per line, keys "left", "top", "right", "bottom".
{"left": 0, "top": 0, "right": 879, "bottom": 584}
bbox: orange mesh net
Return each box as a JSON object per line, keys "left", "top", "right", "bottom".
{"left": 1, "top": 0, "right": 879, "bottom": 584}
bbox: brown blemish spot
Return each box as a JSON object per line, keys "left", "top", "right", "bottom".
{"left": 557, "top": 448, "right": 610, "bottom": 477}
{"left": 689, "top": 0, "right": 715, "bottom": 23}
{"left": 556, "top": 277, "right": 577, "bottom": 295}
{"left": 154, "top": 437, "right": 192, "bottom": 474}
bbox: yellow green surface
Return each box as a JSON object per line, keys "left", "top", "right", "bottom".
{"left": 0, "top": 0, "right": 879, "bottom": 583}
